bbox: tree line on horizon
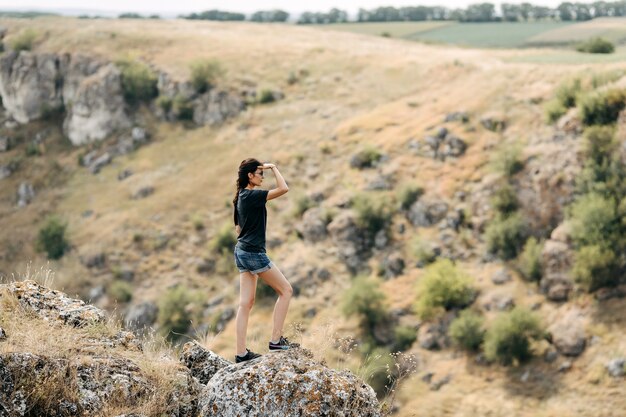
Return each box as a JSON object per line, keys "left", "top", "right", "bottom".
{"left": 177, "top": 1, "right": 626, "bottom": 23}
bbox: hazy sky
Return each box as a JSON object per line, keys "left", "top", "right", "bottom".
{"left": 2, "top": 0, "right": 568, "bottom": 15}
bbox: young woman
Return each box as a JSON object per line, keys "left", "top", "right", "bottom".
{"left": 232, "top": 158, "right": 296, "bottom": 363}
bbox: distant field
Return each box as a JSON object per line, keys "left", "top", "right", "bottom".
{"left": 312, "top": 21, "right": 451, "bottom": 38}
{"left": 527, "top": 17, "right": 626, "bottom": 45}
{"left": 315, "top": 19, "right": 626, "bottom": 49}
{"left": 409, "top": 21, "right": 574, "bottom": 47}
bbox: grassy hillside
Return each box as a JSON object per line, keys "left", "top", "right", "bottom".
{"left": 0, "top": 16, "right": 625, "bottom": 416}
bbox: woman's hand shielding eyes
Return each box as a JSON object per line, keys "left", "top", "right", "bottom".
{"left": 261, "top": 163, "right": 276, "bottom": 170}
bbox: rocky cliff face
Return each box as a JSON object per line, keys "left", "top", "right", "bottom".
{"left": 0, "top": 280, "right": 381, "bottom": 417}
{"left": 0, "top": 51, "right": 247, "bottom": 146}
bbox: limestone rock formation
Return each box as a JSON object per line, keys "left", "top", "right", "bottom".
{"left": 197, "top": 347, "right": 381, "bottom": 417}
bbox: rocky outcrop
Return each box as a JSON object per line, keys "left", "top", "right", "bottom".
{"left": 407, "top": 197, "right": 449, "bottom": 227}
{"left": 549, "top": 308, "right": 587, "bottom": 357}
{"left": 0, "top": 51, "right": 63, "bottom": 123}
{"left": 63, "top": 64, "right": 131, "bottom": 145}
{"left": 180, "top": 342, "right": 232, "bottom": 385}
{"left": 420, "top": 127, "right": 467, "bottom": 161}
{"left": 327, "top": 211, "right": 371, "bottom": 272}
{"left": 198, "top": 347, "right": 381, "bottom": 417}
{"left": 540, "top": 239, "right": 574, "bottom": 302}
{"left": 192, "top": 89, "right": 246, "bottom": 126}
{"left": 297, "top": 207, "right": 328, "bottom": 243}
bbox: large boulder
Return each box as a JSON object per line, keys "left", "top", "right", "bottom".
{"left": 540, "top": 240, "right": 574, "bottom": 301}
{"left": 180, "top": 342, "right": 232, "bottom": 385}
{"left": 327, "top": 211, "right": 371, "bottom": 272}
{"left": 0, "top": 352, "right": 199, "bottom": 416}
{"left": 0, "top": 51, "right": 63, "bottom": 123}
{"left": 192, "top": 89, "right": 246, "bottom": 126}
{"left": 198, "top": 348, "right": 380, "bottom": 417}
{"left": 407, "top": 198, "right": 448, "bottom": 227}
{"left": 63, "top": 64, "right": 131, "bottom": 145}
{"left": 124, "top": 301, "right": 158, "bottom": 332}
{"left": 296, "top": 207, "right": 327, "bottom": 243}
{"left": 549, "top": 308, "right": 587, "bottom": 357}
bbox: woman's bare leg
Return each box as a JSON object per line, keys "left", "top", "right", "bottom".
{"left": 258, "top": 265, "right": 293, "bottom": 341}
{"left": 235, "top": 271, "right": 258, "bottom": 356}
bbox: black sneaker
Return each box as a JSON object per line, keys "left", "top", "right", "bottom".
{"left": 269, "top": 336, "right": 300, "bottom": 351}
{"left": 235, "top": 348, "right": 262, "bottom": 363}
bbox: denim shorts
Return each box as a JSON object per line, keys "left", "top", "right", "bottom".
{"left": 233, "top": 247, "right": 273, "bottom": 274}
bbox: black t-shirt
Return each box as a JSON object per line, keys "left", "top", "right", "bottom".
{"left": 235, "top": 188, "right": 269, "bottom": 253}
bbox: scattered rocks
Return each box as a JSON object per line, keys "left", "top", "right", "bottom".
{"left": 280, "top": 259, "right": 332, "bottom": 297}
{"left": 491, "top": 268, "right": 512, "bottom": 285}
{"left": 0, "top": 164, "right": 12, "bottom": 180}
{"left": 444, "top": 111, "right": 469, "bottom": 123}
{"left": 296, "top": 207, "right": 328, "bottom": 243}
{"left": 81, "top": 252, "right": 106, "bottom": 268}
{"left": 480, "top": 116, "right": 506, "bottom": 132}
{"left": 198, "top": 348, "right": 381, "bottom": 417}
{"left": 118, "top": 168, "right": 133, "bottom": 181}
{"left": 480, "top": 289, "right": 515, "bottom": 311}
{"left": 606, "top": 358, "right": 625, "bottom": 378}
{"left": 131, "top": 127, "right": 147, "bottom": 142}
{"left": 430, "top": 374, "right": 452, "bottom": 391}
{"left": 124, "top": 302, "right": 158, "bottom": 332}
{"left": 131, "top": 186, "right": 155, "bottom": 200}
{"left": 595, "top": 284, "right": 626, "bottom": 301}
{"left": 180, "top": 342, "right": 232, "bottom": 385}
{"left": 0, "top": 135, "right": 11, "bottom": 152}
{"left": 3, "top": 280, "right": 106, "bottom": 327}
{"left": 88, "top": 152, "right": 112, "bottom": 174}
{"left": 407, "top": 198, "right": 448, "bottom": 227}
{"left": 540, "top": 240, "right": 573, "bottom": 302}
{"left": 421, "top": 127, "right": 467, "bottom": 160}
{"left": 327, "top": 211, "right": 372, "bottom": 273}
{"left": 16, "top": 182, "right": 35, "bottom": 207}
{"left": 0, "top": 327, "right": 6, "bottom": 340}
{"left": 418, "top": 312, "right": 456, "bottom": 350}
{"left": 549, "top": 308, "right": 587, "bottom": 357}
{"left": 544, "top": 348, "right": 558, "bottom": 363}
{"left": 558, "top": 361, "right": 572, "bottom": 372}
{"left": 193, "top": 89, "right": 246, "bottom": 126}
{"left": 381, "top": 253, "right": 405, "bottom": 279}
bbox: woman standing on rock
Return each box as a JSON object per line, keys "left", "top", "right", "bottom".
{"left": 232, "top": 158, "right": 297, "bottom": 363}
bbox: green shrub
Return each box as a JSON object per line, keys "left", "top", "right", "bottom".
{"left": 485, "top": 212, "right": 526, "bottom": 260}
{"left": 579, "top": 89, "right": 626, "bottom": 126}
{"left": 158, "top": 285, "right": 194, "bottom": 340}
{"left": 544, "top": 99, "right": 567, "bottom": 123}
{"left": 156, "top": 95, "right": 173, "bottom": 113}
{"left": 582, "top": 125, "right": 617, "bottom": 165}
{"left": 36, "top": 216, "right": 70, "bottom": 260}
{"left": 449, "top": 310, "right": 485, "bottom": 351}
{"left": 350, "top": 147, "right": 383, "bottom": 169}
{"left": 210, "top": 223, "right": 237, "bottom": 255}
{"left": 116, "top": 59, "right": 158, "bottom": 104}
{"left": 342, "top": 276, "right": 389, "bottom": 334}
{"left": 173, "top": 94, "right": 194, "bottom": 120}
{"left": 10, "top": 29, "right": 37, "bottom": 52}
{"left": 392, "top": 325, "right": 417, "bottom": 352}
{"left": 483, "top": 307, "right": 544, "bottom": 365}
{"left": 517, "top": 237, "right": 543, "bottom": 281}
{"left": 358, "top": 347, "right": 394, "bottom": 397}
{"left": 573, "top": 244, "right": 618, "bottom": 291}
{"left": 25, "top": 143, "right": 41, "bottom": 157}
{"left": 569, "top": 193, "right": 618, "bottom": 247}
{"left": 411, "top": 236, "right": 437, "bottom": 266}
{"left": 576, "top": 37, "right": 615, "bottom": 54}
{"left": 190, "top": 59, "right": 224, "bottom": 94}
{"left": 591, "top": 70, "right": 625, "bottom": 89}
{"left": 555, "top": 78, "right": 582, "bottom": 108}
{"left": 491, "top": 145, "right": 524, "bottom": 178}
{"left": 292, "top": 194, "right": 314, "bottom": 218}
{"left": 108, "top": 281, "right": 133, "bottom": 303}
{"left": 397, "top": 183, "right": 424, "bottom": 211}
{"left": 414, "top": 259, "right": 475, "bottom": 320}
{"left": 258, "top": 89, "right": 276, "bottom": 104}
{"left": 491, "top": 183, "right": 518, "bottom": 215}
{"left": 351, "top": 194, "right": 391, "bottom": 239}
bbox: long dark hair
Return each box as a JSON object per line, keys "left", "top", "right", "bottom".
{"left": 233, "top": 158, "right": 262, "bottom": 226}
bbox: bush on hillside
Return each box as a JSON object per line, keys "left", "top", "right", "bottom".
{"left": 392, "top": 325, "right": 417, "bottom": 352}
{"left": 491, "top": 145, "right": 524, "bottom": 178}
{"left": 173, "top": 94, "right": 194, "bottom": 120}
{"left": 581, "top": 125, "right": 617, "bottom": 166}
{"left": 291, "top": 193, "right": 314, "bottom": 218}
{"left": 411, "top": 236, "right": 438, "bottom": 266}
{"left": 258, "top": 89, "right": 276, "bottom": 104}
{"left": 517, "top": 237, "right": 543, "bottom": 281}
{"left": 108, "top": 280, "right": 133, "bottom": 303}
{"left": 190, "top": 59, "right": 224, "bottom": 94}
{"left": 483, "top": 307, "right": 544, "bottom": 365}
{"left": 397, "top": 183, "right": 424, "bottom": 211}
{"left": 158, "top": 285, "right": 194, "bottom": 340}
{"left": 36, "top": 216, "right": 70, "bottom": 260}
{"left": 414, "top": 259, "right": 475, "bottom": 320}
{"left": 449, "top": 310, "right": 485, "bottom": 351}
{"left": 351, "top": 194, "right": 391, "bottom": 239}
{"left": 10, "top": 29, "right": 37, "bottom": 52}
{"left": 544, "top": 99, "right": 568, "bottom": 123}
{"left": 579, "top": 89, "right": 626, "bottom": 126}
{"left": 573, "top": 244, "right": 618, "bottom": 292}
{"left": 569, "top": 192, "right": 618, "bottom": 248}
{"left": 576, "top": 37, "right": 615, "bottom": 54}
{"left": 555, "top": 78, "right": 582, "bottom": 108}
{"left": 342, "top": 276, "right": 389, "bottom": 334}
{"left": 491, "top": 183, "right": 518, "bottom": 215}
{"left": 210, "top": 223, "right": 237, "bottom": 255}
{"left": 350, "top": 147, "right": 383, "bottom": 169}
{"left": 485, "top": 212, "right": 527, "bottom": 260}
{"left": 117, "top": 59, "right": 158, "bottom": 104}
{"left": 156, "top": 95, "right": 173, "bottom": 113}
